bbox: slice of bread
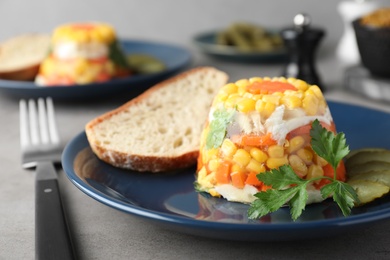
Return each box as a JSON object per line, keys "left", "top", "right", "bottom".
{"left": 0, "top": 33, "right": 51, "bottom": 81}
{"left": 85, "top": 67, "right": 229, "bottom": 172}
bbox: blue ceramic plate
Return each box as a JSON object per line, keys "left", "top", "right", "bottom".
{"left": 0, "top": 39, "right": 191, "bottom": 100}
{"left": 193, "top": 30, "right": 287, "bottom": 63}
{"left": 62, "top": 101, "right": 390, "bottom": 241}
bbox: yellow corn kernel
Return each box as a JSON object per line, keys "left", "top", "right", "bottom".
{"left": 202, "top": 147, "right": 219, "bottom": 162}
{"left": 250, "top": 147, "right": 268, "bottom": 163}
{"left": 221, "top": 83, "right": 238, "bottom": 95}
{"left": 297, "top": 148, "right": 313, "bottom": 164}
{"left": 267, "top": 145, "right": 285, "bottom": 158}
{"left": 310, "top": 85, "right": 324, "bottom": 100}
{"left": 307, "top": 164, "right": 324, "bottom": 182}
{"left": 266, "top": 156, "right": 288, "bottom": 169}
{"left": 209, "top": 189, "right": 221, "bottom": 197}
{"left": 292, "top": 79, "right": 309, "bottom": 91}
{"left": 235, "top": 79, "right": 250, "bottom": 89}
{"left": 233, "top": 149, "right": 252, "bottom": 167}
{"left": 224, "top": 94, "right": 241, "bottom": 108}
{"left": 314, "top": 154, "right": 328, "bottom": 167}
{"left": 249, "top": 77, "right": 263, "bottom": 83}
{"left": 208, "top": 159, "right": 220, "bottom": 172}
{"left": 236, "top": 97, "right": 256, "bottom": 113}
{"left": 281, "top": 95, "right": 302, "bottom": 109}
{"left": 262, "top": 94, "right": 281, "bottom": 105}
{"left": 302, "top": 94, "right": 319, "bottom": 116}
{"left": 213, "top": 92, "right": 229, "bottom": 105}
{"left": 256, "top": 100, "right": 276, "bottom": 119}
{"left": 287, "top": 136, "right": 305, "bottom": 153}
{"left": 220, "top": 139, "right": 237, "bottom": 159}
{"left": 289, "top": 154, "right": 308, "bottom": 177}
{"left": 231, "top": 163, "right": 246, "bottom": 173}
{"left": 247, "top": 159, "right": 266, "bottom": 173}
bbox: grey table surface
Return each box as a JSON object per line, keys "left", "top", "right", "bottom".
{"left": 2, "top": 1, "right": 390, "bottom": 259}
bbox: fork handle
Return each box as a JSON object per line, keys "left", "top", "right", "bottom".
{"left": 35, "top": 161, "right": 75, "bottom": 260}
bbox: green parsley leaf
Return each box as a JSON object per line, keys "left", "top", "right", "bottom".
{"left": 249, "top": 165, "right": 310, "bottom": 220}
{"left": 321, "top": 181, "right": 359, "bottom": 216}
{"left": 205, "top": 107, "right": 235, "bottom": 149}
{"left": 248, "top": 119, "right": 359, "bottom": 221}
{"left": 310, "top": 119, "right": 350, "bottom": 171}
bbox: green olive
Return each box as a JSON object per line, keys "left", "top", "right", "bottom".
{"left": 127, "top": 54, "right": 166, "bottom": 74}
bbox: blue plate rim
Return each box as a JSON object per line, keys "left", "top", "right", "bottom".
{"left": 62, "top": 101, "right": 390, "bottom": 238}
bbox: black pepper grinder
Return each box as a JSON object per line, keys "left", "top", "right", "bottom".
{"left": 281, "top": 13, "right": 326, "bottom": 91}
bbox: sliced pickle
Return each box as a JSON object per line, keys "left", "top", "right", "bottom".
{"left": 348, "top": 170, "right": 390, "bottom": 187}
{"left": 347, "top": 179, "right": 390, "bottom": 204}
{"left": 345, "top": 148, "right": 388, "bottom": 160}
{"left": 347, "top": 161, "right": 390, "bottom": 177}
{"left": 345, "top": 150, "right": 390, "bottom": 170}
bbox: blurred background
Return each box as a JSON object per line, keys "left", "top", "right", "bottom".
{"left": 0, "top": 0, "right": 389, "bottom": 89}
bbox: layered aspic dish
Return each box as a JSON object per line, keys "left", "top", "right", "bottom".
{"left": 35, "top": 22, "right": 130, "bottom": 86}
{"left": 195, "top": 77, "right": 346, "bottom": 205}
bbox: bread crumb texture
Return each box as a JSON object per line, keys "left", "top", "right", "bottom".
{"left": 92, "top": 68, "right": 227, "bottom": 157}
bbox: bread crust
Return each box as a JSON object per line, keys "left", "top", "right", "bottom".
{"left": 85, "top": 67, "right": 228, "bottom": 172}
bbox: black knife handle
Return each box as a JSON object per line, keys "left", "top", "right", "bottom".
{"left": 35, "top": 162, "right": 75, "bottom": 260}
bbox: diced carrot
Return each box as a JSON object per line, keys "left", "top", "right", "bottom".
{"left": 247, "top": 81, "right": 296, "bottom": 95}
{"left": 215, "top": 161, "right": 231, "bottom": 184}
{"left": 232, "top": 133, "right": 277, "bottom": 147}
{"left": 231, "top": 171, "right": 247, "bottom": 189}
{"left": 245, "top": 172, "right": 263, "bottom": 187}
{"left": 314, "top": 161, "right": 347, "bottom": 189}
{"left": 260, "top": 184, "right": 272, "bottom": 192}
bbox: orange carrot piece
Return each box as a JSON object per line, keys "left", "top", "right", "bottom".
{"left": 245, "top": 172, "right": 263, "bottom": 187}
{"left": 314, "top": 161, "right": 347, "bottom": 189}
{"left": 215, "top": 161, "right": 231, "bottom": 184}
{"left": 247, "top": 81, "right": 296, "bottom": 94}
{"left": 231, "top": 171, "right": 247, "bottom": 189}
{"left": 233, "top": 133, "right": 277, "bottom": 147}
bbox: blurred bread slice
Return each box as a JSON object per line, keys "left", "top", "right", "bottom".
{"left": 85, "top": 67, "right": 228, "bottom": 172}
{"left": 0, "top": 33, "right": 50, "bottom": 81}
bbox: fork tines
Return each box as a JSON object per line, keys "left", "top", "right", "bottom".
{"left": 19, "top": 97, "right": 60, "bottom": 149}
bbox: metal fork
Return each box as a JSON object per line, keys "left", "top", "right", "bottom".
{"left": 20, "top": 97, "right": 75, "bottom": 260}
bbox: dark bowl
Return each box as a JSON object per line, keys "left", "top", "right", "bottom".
{"left": 353, "top": 18, "right": 390, "bottom": 78}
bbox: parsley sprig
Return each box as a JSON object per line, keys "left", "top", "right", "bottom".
{"left": 248, "top": 119, "right": 359, "bottom": 221}
{"left": 206, "top": 107, "right": 235, "bottom": 149}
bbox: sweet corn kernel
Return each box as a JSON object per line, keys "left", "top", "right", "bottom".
{"left": 303, "top": 94, "right": 319, "bottom": 116}
{"left": 202, "top": 148, "right": 218, "bottom": 162}
{"left": 307, "top": 164, "right": 324, "bottom": 181}
{"left": 281, "top": 95, "right": 302, "bottom": 109}
{"left": 250, "top": 147, "right": 268, "bottom": 163}
{"left": 209, "top": 189, "right": 220, "bottom": 197}
{"left": 314, "top": 154, "right": 328, "bottom": 167}
{"left": 297, "top": 148, "right": 313, "bottom": 164}
{"left": 262, "top": 94, "right": 281, "bottom": 105}
{"left": 235, "top": 79, "right": 250, "bottom": 88}
{"left": 208, "top": 159, "right": 220, "bottom": 172}
{"left": 266, "top": 156, "right": 288, "bottom": 169}
{"left": 289, "top": 154, "right": 308, "bottom": 177}
{"left": 222, "top": 83, "right": 238, "bottom": 95}
{"left": 293, "top": 79, "right": 309, "bottom": 91}
{"left": 310, "top": 85, "right": 324, "bottom": 100}
{"left": 249, "top": 77, "right": 263, "bottom": 83}
{"left": 224, "top": 94, "right": 241, "bottom": 108}
{"left": 236, "top": 97, "right": 256, "bottom": 113}
{"left": 231, "top": 163, "right": 246, "bottom": 173}
{"left": 267, "top": 145, "right": 284, "bottom": 158}
{"left": 220, "top": 139, "right": 237, "bottom": 159}
{"left": 247, "top": 159, "right": 266, "bottom": 173}
{"left": 287, "top": 136, "right": 305, "bottom": 153}
{"left": 233, "top": 149, "right": 252, "bottom": 167}
{"left": 256, "top": 100, "right": 276, "bottom": 119}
